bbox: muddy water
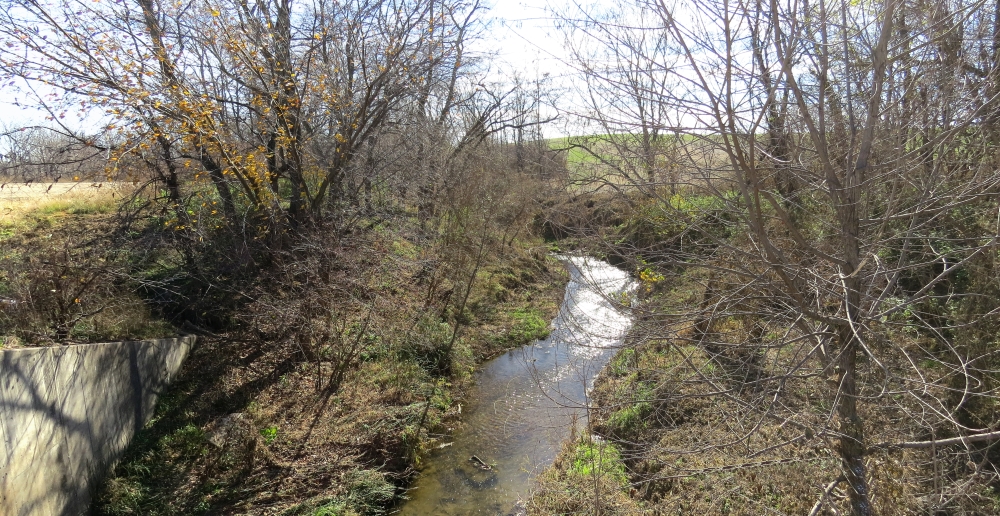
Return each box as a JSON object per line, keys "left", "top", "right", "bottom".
{"left": 396, "top": 256, "right": 636, "bottom": 516}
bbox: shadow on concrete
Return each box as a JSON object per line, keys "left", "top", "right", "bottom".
{"left": 87, "top": 334, "right": 300, "bottom": 515}
{"left": 0, "top": 337, "right": 193, "bottom": 516}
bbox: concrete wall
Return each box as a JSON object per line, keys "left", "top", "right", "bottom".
{"left": 0, "top": 336, "right": 195, "bottom": 516}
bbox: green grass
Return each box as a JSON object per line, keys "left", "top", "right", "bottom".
{"left": 35, "top": 197, "right": 117, "bottom": 215}
{"left": 508, "top": 307, "right": 550, "bottom": 342}
{"left": 605, "top": 381, "right": 654, "bottom": 436}
{"left": 570, "top": 439, "right": 629, "bottom": 488}
{"left": 608, "top": 348, "right": 636, "bottom": 378}
{"left": 547, "top": 137, "right": 604, "bottom": 168}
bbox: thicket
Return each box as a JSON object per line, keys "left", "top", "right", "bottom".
{"left": 533, "top": 182, "right": 1000, "bottom": 514}
{"left": 0, "top": 0, "right": 574, "bottom": 513}
{"left": 0, "top": 87, "right": 567, "bottom": 516}
{"left": 87, "top": 200, "right": 569, "bottom": 514}
{"left": 529, "top": 0, "right": 1000, "bottom": 513}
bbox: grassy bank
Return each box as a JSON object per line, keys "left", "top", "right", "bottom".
{"left": 1, "top": 177, "right": 570, "bottom": 515}
{"left": 529, "top": 187, "right": 1000, "bottom": 515}
{"left": 1, "top": 183, "right": 175, "bottom": 346}
{"left": 528, "top": 276, "right": 1000, "bottom": 515}
{"left": 91, "top": 222, "right": 568, "bottom": 515}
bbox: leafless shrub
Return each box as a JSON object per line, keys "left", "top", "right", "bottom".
{"left": 548, "top": 0, "right": 1000, "bottom": 514}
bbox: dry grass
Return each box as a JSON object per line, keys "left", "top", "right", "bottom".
{"left": 0, "top": 182, "right": 130, "bottom": 223}
{"left": 529, "top": 280, "right": 1000, "bottom": 516}
{"left": 90, "top": 228, "right": 570, "bottom": 515}
{"left": 0, "top": 181, "right": 176, "bottom": 345}
{"left": 0, "top": 232, "right": 169, "bottom": 346}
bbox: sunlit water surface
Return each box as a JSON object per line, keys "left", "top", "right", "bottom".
{"left": 396, "top": 256, "right": 636, "bottom": 515}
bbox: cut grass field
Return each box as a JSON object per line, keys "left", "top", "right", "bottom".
{"left": 0, "top": 182, "right": 128, "bottom": 223}
{"left": 546, "top": 136, "right": 604, "bottom": 169}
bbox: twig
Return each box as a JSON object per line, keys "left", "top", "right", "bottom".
{"left": 808, "top": 476, "right": 845, "bottom": 516}
{"left": 869, "top": 430, "right": 1000, "bottom": 451}
{"left": 470, "top": 455, "right": 492, "bottom": 470}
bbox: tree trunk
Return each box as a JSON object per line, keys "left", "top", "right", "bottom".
{"left": 836, "top": 320, "right": 870, "bottom": 516}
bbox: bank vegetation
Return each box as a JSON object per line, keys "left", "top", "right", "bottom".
{"left": 531, "top": 0, "right": 1000, "bottom": 514}
{"left": 0, "top": 0, "right": 570, "bottom": 513}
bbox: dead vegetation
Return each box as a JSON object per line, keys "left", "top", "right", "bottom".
{"left": 90, "top": 218, "right": 568, "bottom": 515}
{"left": 531, "top": 267, "right": 1000, "bottom": 515}
{"left": 529, "top": 170, "right": 1000, "bottom": 514}
{"left": 0, "top": 184, "right": 173, "bottom": 346}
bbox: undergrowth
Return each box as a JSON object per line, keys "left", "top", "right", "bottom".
{"left": 91, "top": 217, "right": 568, "bottom": 515}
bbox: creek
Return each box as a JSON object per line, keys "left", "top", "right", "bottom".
{"left": 396, "top": 256, "right": 636, "bottom": 515}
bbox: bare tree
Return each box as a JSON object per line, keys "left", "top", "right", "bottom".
{"left": 553, "top": 0, "right": 1000, "bottom": 514}
{"left": 557, "top": 3, "right": 682, "bottom": 193}
{"left": 0, "top": 126, "right": 107, "bottom": 182}
{"left": 0, "top": 0, "right": 489, "bottom": 235}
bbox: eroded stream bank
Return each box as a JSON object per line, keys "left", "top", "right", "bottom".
{"left": 397, "top": 256, "right": 636, "bottom": 515}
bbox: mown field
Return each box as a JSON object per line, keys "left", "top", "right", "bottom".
{"left": 0, "top": 182, "right": 126, "bottom": 219}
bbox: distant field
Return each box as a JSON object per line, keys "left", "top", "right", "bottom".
{"left": 0, "top": 182, "right": 129, "bottom": 220}
{"left": 547, "top": 134, "right": 728, "bottom": 191}
{"left": 547, "top": 137, "right": 604, "bottom": 169}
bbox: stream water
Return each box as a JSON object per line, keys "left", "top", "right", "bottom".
{"left": 396, "top": 256, "right": 636, "bottom": 516}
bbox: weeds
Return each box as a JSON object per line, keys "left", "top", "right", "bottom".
{"left": 571, "top": 440, "right": 629, "bottom": 487}
{"left": 259, "top": 426, "right": 278, "bottom": 444}
{"left": 0, "top": 214, "right": 175, "bottom": 344}
{"left": 91, "top": 220, "right": 568, "bottom": 515}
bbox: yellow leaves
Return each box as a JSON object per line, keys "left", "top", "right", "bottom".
{"left": 211, "top": 10, "right": 220, "bottom": 16}
{"left": 638, "top": 268, "right": 664, "bottom": 292}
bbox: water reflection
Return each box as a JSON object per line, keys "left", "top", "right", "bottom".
{"left": 396, "top": 256, "right": 635, "bottom": 516}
